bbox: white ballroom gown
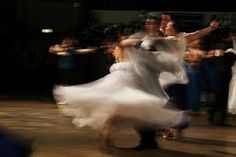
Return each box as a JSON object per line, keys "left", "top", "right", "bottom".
{"left": 228, "top": 62, "right": 236, "bottom": 114}
{"left": 53, "top": 42, "right": 190, "bottom": 130}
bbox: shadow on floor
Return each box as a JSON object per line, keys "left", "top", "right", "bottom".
{"left": 98, "top": 145, "right": 215, "bottom": 157}
{"left": 176, "top": 137, "right": 236, "bottom": 147}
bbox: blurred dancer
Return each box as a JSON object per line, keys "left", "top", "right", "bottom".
{"left": 53, "top": 37, "right": 190, "bottom": 148}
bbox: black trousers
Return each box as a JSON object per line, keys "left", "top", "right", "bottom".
{"left": 135, "top": 127, "right": 157, "bottom": 145}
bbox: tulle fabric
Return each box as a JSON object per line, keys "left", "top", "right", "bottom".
{"left": 53, "top": 37, "right": 189, "bottom": 130}
{"left": 127, "top": 37, "right": 188, "bottom": 88}
{"left": 228, "top": 62, "right": 236, "bottom": 114}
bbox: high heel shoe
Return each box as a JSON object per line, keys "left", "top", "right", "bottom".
{"left": 163, "top": 129, "right": 176, "bottom": 140}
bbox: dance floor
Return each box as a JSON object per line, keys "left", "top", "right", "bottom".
{"left": 1, "top": 97, "right": 236, "bottom": 157}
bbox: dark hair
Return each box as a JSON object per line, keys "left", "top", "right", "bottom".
{"left": 62, "top": 34, "right": 79, "bottom": 46}
{"left": 160, "top": 12, "right": 172, "bottom": 17}
{"left": 145, "top": 16, "right": 161, "bottom": 26}
{"left": 103, "top": 25, "right": 121, "bottom": 42}
{"left": 146, "top": 15, "right": 160, "bottom": 21}
{"left": 171, "top": 21, "right": 186, "bottom": 33}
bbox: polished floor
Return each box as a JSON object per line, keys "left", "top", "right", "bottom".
{"left": 1, "top": 97, "right": 236, "bottom": 157}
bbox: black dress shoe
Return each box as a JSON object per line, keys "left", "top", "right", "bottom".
{"left": 131, "top": 142, "right": 158, "bottom": 151}
{"left": 147, "top": 142, "right": 158, "bottom": 149}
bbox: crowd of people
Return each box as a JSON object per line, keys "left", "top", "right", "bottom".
{"left": 50, "top": 12, "right": 236, "bottom": 150}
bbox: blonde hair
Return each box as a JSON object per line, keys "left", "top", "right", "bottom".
{"left": 113, "top": 46, "right": 124, "bottom": 63}
{"left": 113, "top": 38, "right": 141, "bottom": 62}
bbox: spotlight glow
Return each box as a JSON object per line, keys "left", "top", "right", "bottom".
{"left": 41, "top": 29, "right": 53, "bottom": 33}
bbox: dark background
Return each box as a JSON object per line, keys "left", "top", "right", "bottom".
{"left": 0, "top": 0, "right": 235, "bottom": 96}
{"left": 88, "top": 0, "right": 235, "bottom": 11}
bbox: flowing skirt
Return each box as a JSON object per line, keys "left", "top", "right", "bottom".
{"left": 54, "top": 62, "right": 189, "bottom": 130}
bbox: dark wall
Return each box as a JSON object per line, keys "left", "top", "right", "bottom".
{"left": 16, "top": 0, "right": 89, "bottom": 30}
{"left": 13, "top": 0, "right": 236, "bottom": 29}
{"left": 0, "top": 0, "right": 17, "bottom": 27}
{"left": 0, "top": 0, "right": 234, "bottom": 96}
{"left": 88, "top": 0, "right": 235, "bottom": 11}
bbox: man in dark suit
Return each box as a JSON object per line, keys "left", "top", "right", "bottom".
{"left": 131, "top": 15, "right": 163, "bottom": 150}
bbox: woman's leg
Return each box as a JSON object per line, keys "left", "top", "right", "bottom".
{"left": 98, "top": 116, "right": 121, "bottom": 146}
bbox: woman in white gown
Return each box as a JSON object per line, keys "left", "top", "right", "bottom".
{"left": 228, "top": 61, "right": 236, "bottom": 114}
{"left": 53, "top": 37, "right": 190, "bottom": 146}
